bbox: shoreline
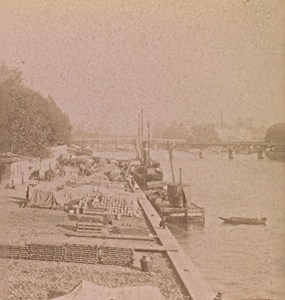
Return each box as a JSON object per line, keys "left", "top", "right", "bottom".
{"left": 0, "top": 155, "right": 217, "bottom": 300}
{"left": 0, "top": 186, "right": 188, "bottom": 299}
{"left": 137, "top": 193, "right": 216, "bottom": 300}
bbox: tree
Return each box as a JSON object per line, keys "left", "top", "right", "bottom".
{"left": 188, "top": 124, "right": 220, "bottom": 144}
{"left": 46, "top": 96, "right": 72, "bottom": 146}
{"left": 0, "top": 64, "right": 23, "bottom": 152}
{"left": 265, "top": 123, "right": 285, "bottom": 143}
{"left": 0, "top": 64, "right": 72, "bottom": 157}
{"left": 152, "top": 121, "right": 189, "bottom": 140}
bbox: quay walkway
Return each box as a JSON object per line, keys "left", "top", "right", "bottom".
{"left": 138, "top": 193, "right": 217, "bottom": 300}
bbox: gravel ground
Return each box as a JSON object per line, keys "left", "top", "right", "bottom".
{"left": 0, "top": 186, "right": 190, "bottom": 300}
{"left": 3, "top": 252, "right": 189, "bottom": 300}
{"left": 0, "top": 186, "right": 155, "bottom": 250}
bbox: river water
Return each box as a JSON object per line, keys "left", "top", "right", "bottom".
{"left": 93, "top": 149, "right": 285, "bottom": 299}
{"left": 150, "top": 149, "right": 285, "bottom": 300}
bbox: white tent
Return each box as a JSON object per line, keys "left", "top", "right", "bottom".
{"left": 52, "top": 280, "right": 165, "bottom": 300}
{"left": 28, "top": 185, "right": 96, "bottom": 209}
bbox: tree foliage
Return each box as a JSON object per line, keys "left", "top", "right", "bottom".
{"left": 188, "top": 124, "right": 220, "bottom": 144}
{"left": 0, "top": 65, "right": 72, "bottom": 157}
{"left": 152, "top": 122, "right": 220, "bottom": 144}
{"left": 153, "top": 122, "right": 189, "bottom": 140}
{"left": 265, "top": 123, "right": 285, "bottom": 143}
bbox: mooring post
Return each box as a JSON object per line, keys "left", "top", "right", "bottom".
{"left": 257, "top": 147, "right": 264, "bottom": 159}
{"left": 199, "top": 149, "right": 203, "bottom": 159}
{"left": 228, "top": 148, "right": 234, "bottom": 159}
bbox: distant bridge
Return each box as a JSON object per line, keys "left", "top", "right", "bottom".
{"left": 73, "top": 137, "right": 284, "bottom": 150}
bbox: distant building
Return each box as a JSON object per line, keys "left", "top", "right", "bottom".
{"left": 0, "top": 153, "right": 29, "bottom": 187}
{"left": 216, "top": 127, "right": 252, "bottom": 142}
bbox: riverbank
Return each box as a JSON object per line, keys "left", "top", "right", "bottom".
{"left": 0, "top": 163, "right": 192, "bottom": 299}
{"left": 137, "top": 195, "right": 216, "bottom": 300}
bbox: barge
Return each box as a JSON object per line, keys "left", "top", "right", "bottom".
{"left": 146, "top": 182, "right": 205, "bottom": 224}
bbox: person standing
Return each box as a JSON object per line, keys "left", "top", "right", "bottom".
{"left": 97, "top": 246, "right": 103, "bottom": 263}
{"left": 26, "top": 186, "right": 30, "bottom": 201}
{"left": 21, "top": 186, "right": 29, "bottom": 208}
{"left": 159, "top": 216, "right": 168, "bottom": 229}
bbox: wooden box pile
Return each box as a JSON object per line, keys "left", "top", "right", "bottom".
{"left": 0, "top": 243, "right": 133, "bottom": 266}
{"left": 89, "top": 196, "right": 134, "bottom": 217}
{"left": 0, "top": 245, "right": 30, "bottom": 260}
{"left": 76, "top": 221, "right": 103, "bottom": 234}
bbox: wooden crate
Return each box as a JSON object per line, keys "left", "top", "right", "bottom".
{"left": 76, "top": 222, "right": 103, "bottom": 233}
{"left": 0, "top": 242, "right": 134, "bottom": 266}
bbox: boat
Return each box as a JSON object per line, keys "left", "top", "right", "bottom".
{"left": 266, "top": 146, "right": 285, "bottom": 161}
{"left": 159, "top": 202, "right": 205, "bottom": 223}
{"left": 219, "top": 217, "right": 267, "bottom": 225}
{"left": 146, "top": 182, "right": 205, "bottom": 224}
{"left": 130, "top": 112, "right": 164, "bottom": 191}
{"left": 130, "top": 162, "right": 164, "bottom": 191}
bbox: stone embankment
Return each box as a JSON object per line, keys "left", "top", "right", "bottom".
{"left": 138, "top": 193, "right": 217, "bottom": 300}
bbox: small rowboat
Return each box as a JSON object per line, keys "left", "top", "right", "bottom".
{"left": 219, "top": 217, "right": 267, "bottom": 225}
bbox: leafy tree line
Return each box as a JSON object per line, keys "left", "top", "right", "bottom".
{"left": 0, "top": 65, "right": 72, "bottom": 157}
{"left": 153, "top": 122, "right": 221, "bottom": 144}
{"left": 265, "top": 123, "right": 285, "bottom": 143}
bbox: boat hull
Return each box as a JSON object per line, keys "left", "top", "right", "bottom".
{"left": 219, "top": 217, "right": 266, "bottom": 225}
{"left": 266, "top": 151, "right": 285, "bottom": 161}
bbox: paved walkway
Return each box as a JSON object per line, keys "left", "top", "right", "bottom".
{"left": 138, "top": 194, "right": 217, "bottom": 300}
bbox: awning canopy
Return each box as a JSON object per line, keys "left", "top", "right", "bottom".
{"left": 52, "top": 280, "right": 165, "bottom": 300}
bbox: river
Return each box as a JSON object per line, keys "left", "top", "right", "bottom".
{"left": 151, "top": 149, "right": 285, "bottom": 300}
{"left": 93, "top": 149, "right": 285, "bottom": 299}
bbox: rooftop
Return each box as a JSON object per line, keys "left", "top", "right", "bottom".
{"left": 0, "top": 152, "right": 29, "bottom": 164}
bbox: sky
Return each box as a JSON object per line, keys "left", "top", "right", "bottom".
{"left": 1, "top": 0, "right": 284, "bottom": 135}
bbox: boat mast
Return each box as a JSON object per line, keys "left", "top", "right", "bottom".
{"left": 167, "top": 142, "right": 176, "bottom": 182}
{"left": 147, "top": 121, "right": 151, "bottom": 166}
{"left": 137, "top": 111, "right": 141, "bottom": 160}
{"left": 140, "top": 109, "right": 144, "bottom": 164}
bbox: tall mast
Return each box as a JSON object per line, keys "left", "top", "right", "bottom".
{"left": 168, "top": 142, "right": 176, "bottom": 182}
{"left": 137, "top": 111, "right": 141, "bottom": 160}
{"left": 147, "top": 121, "right": 151, "bottom": 166}
{"left": 140, "top": 109, "right": 144, "bottom": 162}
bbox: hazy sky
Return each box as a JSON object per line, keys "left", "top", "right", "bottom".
{"left": 1, "top": 0, "right": 284, "bottom": 135}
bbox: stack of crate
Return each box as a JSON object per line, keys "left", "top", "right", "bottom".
{"left": 89, "top": 196, "right": 134, "bottom": 217}
{"left": 77, "top": 215, "right": 103, "bottom": 223}
{"left": 29, "top": 244, "right": 63, "bottom": 262}
{"left": 0, "top": 245, "right": 29, "bottom": 260}
{"left": 0, "top": 243, "right": 134, "bottom": 267}
{"left": 101, "top": 246, "right": 133, "bottom": 266}
{"left": 76, "top": 221, "right": 103, "bottom": 234}
{"left": 0, "top": 245, "right": 10, "bottom": 258}
{"left": 63, "top": 244, "right": 98, "bottom": 264}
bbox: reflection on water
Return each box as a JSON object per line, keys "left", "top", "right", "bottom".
{"left": 151, "top": 150, "right": 285, "bottom": 300}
